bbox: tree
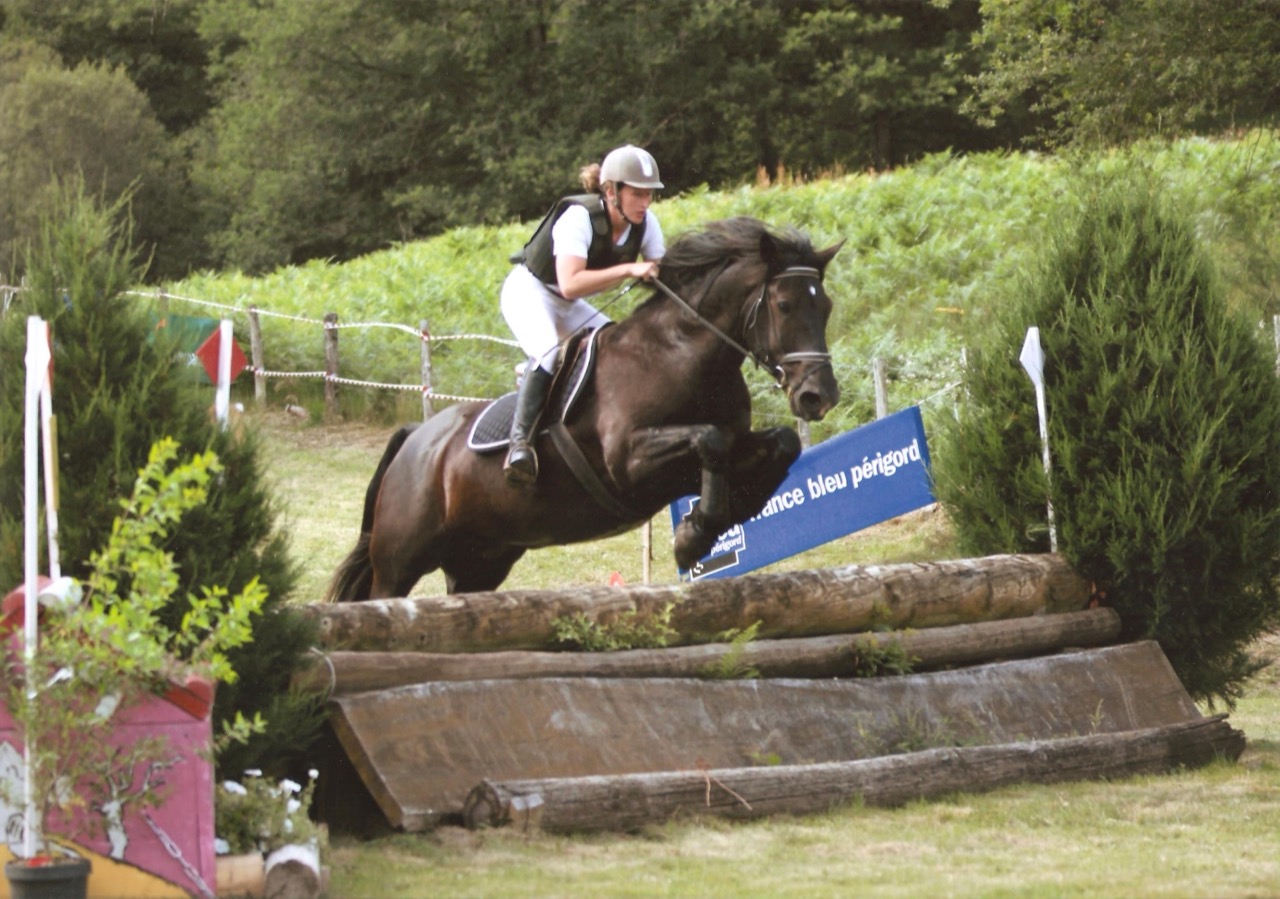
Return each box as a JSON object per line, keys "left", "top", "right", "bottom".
{"left": 188, "top": 0, "right": 996, "bottom": 272}
{"left": 0, "top": 46, "right": 195, "bottom": 281}
{"left": 966, "top": 0, "right": 1280, "bottom": 148}
{"left": 0, "top": 177, "right": 324, "bottom": 777}
{"left": 931, "top": 165, "right": 1280, "bottom": 704}
{"left": 0, "top": 0, "right": 214, "bottom": 134}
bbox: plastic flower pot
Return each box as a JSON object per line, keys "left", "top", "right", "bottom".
{"left": 4, "top": 855, "right": 91, "bottom": 899}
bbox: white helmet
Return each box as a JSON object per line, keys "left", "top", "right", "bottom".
{"left": 600, "top": 145, "right": 664, "bottom": 190}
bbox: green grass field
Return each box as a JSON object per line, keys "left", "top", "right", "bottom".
{"left": 257, "top": 415, "right": 1280, "bottom": 899}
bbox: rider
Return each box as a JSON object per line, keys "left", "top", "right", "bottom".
{"left": 500, "top": 144, "right": 666, "bottom": 486}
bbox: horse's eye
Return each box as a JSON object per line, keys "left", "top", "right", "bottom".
{"left": 776, "top": 298, "right": 792, "bottom": 314}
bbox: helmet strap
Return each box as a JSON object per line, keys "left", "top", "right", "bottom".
{"left": 610, "top": 183, "right": 642, "bottom": 226}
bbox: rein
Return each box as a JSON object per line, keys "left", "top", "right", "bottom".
{"left": 652, "top": 265, "right": 832, "bottom": 389}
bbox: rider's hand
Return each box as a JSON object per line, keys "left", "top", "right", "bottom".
{"left": 631, "top": 260, "right": 660, "bottom": 282}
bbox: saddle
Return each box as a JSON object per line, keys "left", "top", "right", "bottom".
{"left": 467, "top": 326, "right": 637, "bottom": 519}
{"left": 466, "top": 326, "right": 606, "bottom": 453}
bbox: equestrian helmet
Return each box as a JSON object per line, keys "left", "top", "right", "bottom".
{"left": 600, "top": 145, "right": 664, "bottom": 190}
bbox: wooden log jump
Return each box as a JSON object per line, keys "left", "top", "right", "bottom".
{"left": 306, "top": 554, "right": 1238, "bottom": 837}
{"left": 304, "top": 553, "right": 1092, "bottom": 654}
{"left": 326, "top": 641, "right": 1199, "bottom": 830}
{"left": 297, "top": 607, "right": 1119, "bottom": 696}
{"left": 462, "top": 717, "right": 1245, "bottom": 834}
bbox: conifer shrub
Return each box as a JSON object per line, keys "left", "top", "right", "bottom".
{"left": 932, "top": 167, "right": 1280, "bottom": 705}
{"left": 0, "top": 177, "right": 324, "bottom": 776}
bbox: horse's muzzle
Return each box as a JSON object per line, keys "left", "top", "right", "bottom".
{"left": 789, "top": 365, "right": 840, "bottom": 421}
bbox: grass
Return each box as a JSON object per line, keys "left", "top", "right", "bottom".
{"left": 254, "top": 413, "right": 1280, "bottom": 898}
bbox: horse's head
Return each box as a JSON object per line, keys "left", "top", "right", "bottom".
{"left": 751, "top": 230, "right": 844, "bottom": 421}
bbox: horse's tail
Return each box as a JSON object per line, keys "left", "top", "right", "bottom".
{"left": 324, "top": 424, "right": 419, "bottom": 602}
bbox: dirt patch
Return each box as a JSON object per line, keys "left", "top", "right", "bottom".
{"left": 255, "top": 410, "right": 397, "bottom": 452}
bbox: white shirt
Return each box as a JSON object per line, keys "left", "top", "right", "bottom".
{"left": 550, "top": 204, "right": 666, "bottom": 274}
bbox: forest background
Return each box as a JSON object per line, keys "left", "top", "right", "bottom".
{"left": 3, "top": 0, "right": 1279, "bottom": 284}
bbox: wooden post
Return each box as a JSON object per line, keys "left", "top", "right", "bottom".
{"left": 248, "top": 306, "right": 266, "bottom": 408}
{"left": 1273, "top": 314, "right": 1279, "bottom": 376}
{"left": 420, "top": 318, "right": 434, "bottom": 420}
{"left": 642, "top": 520, "right": 652, "bottom": 585}
{"left": 324, "top": 312, "right": 339, "bottom": 423}
{"left": 873, "top": 356, "right": 888, "bottom": 419}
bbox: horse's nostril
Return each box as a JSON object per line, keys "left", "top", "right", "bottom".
{"left": 797, "top": 391, "right": 823, "bottom": 419}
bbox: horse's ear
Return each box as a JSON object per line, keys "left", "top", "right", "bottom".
{"left": 814, "top": 239, "right": 846, "bottom": 273}
{"left": 759, "top": 231, "right": 782, "bottom": 271}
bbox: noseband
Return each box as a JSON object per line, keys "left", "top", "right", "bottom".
{"left": 652, "top": 265, "right": 832, "bottom": 395}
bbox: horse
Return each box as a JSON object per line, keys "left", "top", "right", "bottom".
{"left": 326, "top": 216, "right": 843, "bottom": 600}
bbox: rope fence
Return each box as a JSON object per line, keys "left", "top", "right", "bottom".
{"left": 4, "top": 283, "right": 967, "bottom": 430}
{"left": 118, "top": 288, "right": 522, "bottom": 422}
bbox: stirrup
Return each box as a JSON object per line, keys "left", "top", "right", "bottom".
{"left": 504, "top": 441, "right": 539, "bottom": 486}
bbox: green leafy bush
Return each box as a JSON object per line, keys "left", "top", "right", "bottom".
{"left": 932, "top": 165, "right": 1280, "bottom": 704}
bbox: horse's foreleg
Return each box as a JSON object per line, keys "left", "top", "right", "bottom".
{"left": 625, "top": 424, "right": 733, "bottom": 569}
{"left": 728, "top": 427, "right": 803, "bottom": 520}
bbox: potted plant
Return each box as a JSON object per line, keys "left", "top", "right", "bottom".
{"left": 1, "top": 439, "right": 267, "bottom": 898}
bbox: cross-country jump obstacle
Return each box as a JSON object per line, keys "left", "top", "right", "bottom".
{"left": 298, "top": 553, "right": 1243, "bottom": 835}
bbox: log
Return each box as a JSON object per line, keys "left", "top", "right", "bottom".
{"left": 303, "top": 553, "right": 1092, "bottom": 654}
{"left": 463, "top": 716, "right": 1245, "bottom": 834}
{"left": 296, "top": 607, "right": 1120, "bottom": 696}
{"left": 326, "top": 641, "right": 1201, "bottom": 830}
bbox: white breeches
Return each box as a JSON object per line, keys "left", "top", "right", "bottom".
{"left": 500, "top": 264, "right": 611, "bottom": 373}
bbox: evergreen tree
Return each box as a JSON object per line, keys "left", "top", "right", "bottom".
{"left": 0, "top": 177, "right": 324, "bottom": 777}
{"left": 932, "top": 166, "right": 1280, "bottom": 705}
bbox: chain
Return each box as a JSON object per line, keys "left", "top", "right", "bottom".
{"left": 143, "top": 810, "right": 216, "bottom": 899}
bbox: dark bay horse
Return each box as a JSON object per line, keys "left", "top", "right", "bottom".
{"left": 326, "top": 217, "right": 843, "bottom": 599}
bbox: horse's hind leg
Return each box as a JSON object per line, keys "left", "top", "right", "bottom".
{"left": 441, "top": 545, "right": 526, "bottom": 595}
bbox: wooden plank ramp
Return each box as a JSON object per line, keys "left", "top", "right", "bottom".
{"left": 327, "top": 640, "right": 1212, "bottom": 831}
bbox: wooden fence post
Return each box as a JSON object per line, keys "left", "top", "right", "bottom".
{"left": 795, "top": 418, "right": 811, "bottom": 449}
{"left": 248, "top": 306, "right": 266, "bottom": 408}
{"left": 873, "top": 356, "right": 888, "bottom": 419}
{"left": 420, "top": 318, "right": 434, "bottom": 420}
{"left": 1273, "top": 315, "right": 1279, "bottom": 377}
{"left": 324, "top": 312, "right": 340, "bottom": 422}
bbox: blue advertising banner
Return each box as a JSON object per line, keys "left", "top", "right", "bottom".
{"left": 669, "top": 406, "right": 934, "bottom": 580}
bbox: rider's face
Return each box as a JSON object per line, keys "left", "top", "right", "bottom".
{"left": 612, "top": 184, "right": 654, "bottom": 226}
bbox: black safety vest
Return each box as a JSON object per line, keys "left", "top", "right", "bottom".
{"left": 511, "top": 193, "right": 647, "bottom": 287}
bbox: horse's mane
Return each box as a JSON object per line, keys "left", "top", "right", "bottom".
{"left": 659, "top": 216, "right": 816, "bottom": 285}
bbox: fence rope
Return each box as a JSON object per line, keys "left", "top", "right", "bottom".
{"left": 123, "top": 289, "right": 522, "bottom": 347}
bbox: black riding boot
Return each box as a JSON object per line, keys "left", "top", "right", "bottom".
{"left": 504, "top": 364, "right": 554, "bottom": 487}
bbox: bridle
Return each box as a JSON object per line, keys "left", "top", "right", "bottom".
{"left": 652, "top": 264, "right": 833, "bottom": 395}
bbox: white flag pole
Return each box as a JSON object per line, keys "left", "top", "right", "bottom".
{"left": 215, "top": 319, "right": 233, "bottom": 428}
{"left": 22, "top": 315, "right": 50, "bottom": 858}
{"left": 1019, "top": 327, "right": 1058, "bottom": 552}
{"left": 38, "top": 326, "right": 60, "bottom": 580}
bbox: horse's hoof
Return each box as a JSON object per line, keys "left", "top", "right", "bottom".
{"left": 673, "top": 520, "right": 708, "bottom": 570}
{"left": 504, "top": 446, "right": 538, "bottom": 487}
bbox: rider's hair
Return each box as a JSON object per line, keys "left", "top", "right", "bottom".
{"left": 579, "top": 163, "right": 604, "bottom": 193}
